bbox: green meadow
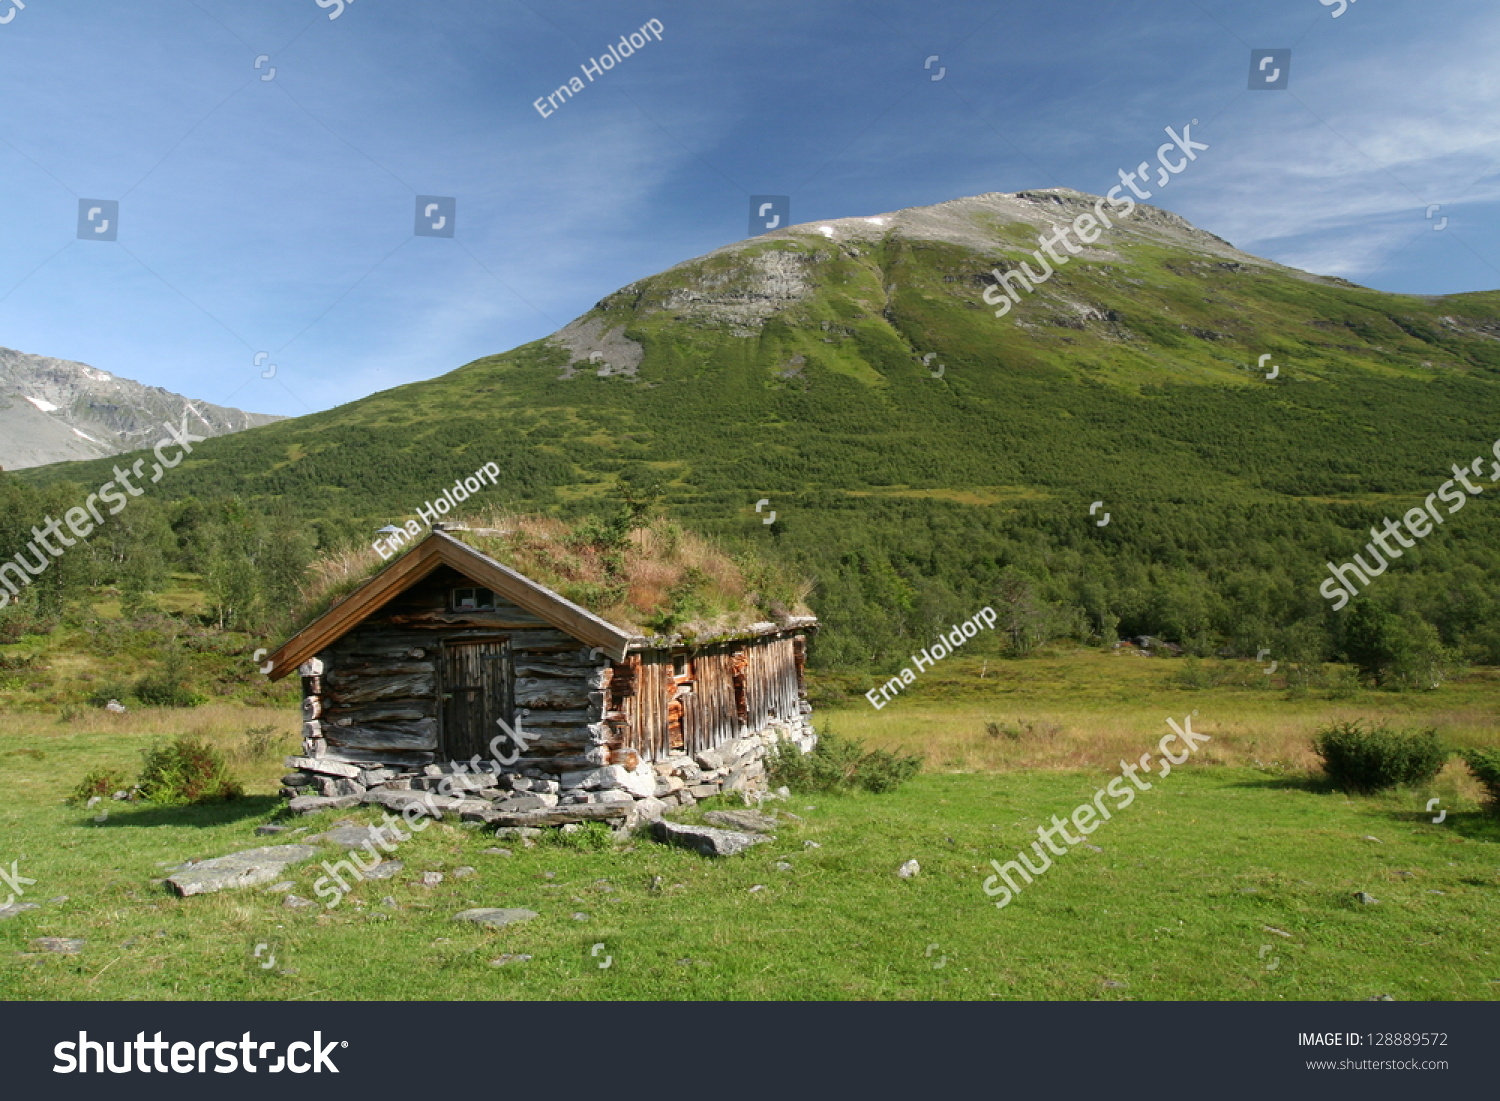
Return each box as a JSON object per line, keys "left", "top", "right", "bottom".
{"left": 3, "top": 650, "right": 1496, "bottom": 1001}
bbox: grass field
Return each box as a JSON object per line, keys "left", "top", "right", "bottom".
{"left": 1, "top": 650, "right": 1496, "bottom": 1001}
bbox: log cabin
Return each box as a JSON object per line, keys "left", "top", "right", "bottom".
{"left": 264, "top": 524, "right": 817, "bottom": 828}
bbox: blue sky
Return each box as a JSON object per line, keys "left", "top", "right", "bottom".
{"left": 1, "top": 0, "right": 1497, "bottom": 417}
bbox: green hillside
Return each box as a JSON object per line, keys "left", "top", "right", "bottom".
{"left": 11, "top": 189, "right": 1500, "bottom": 675}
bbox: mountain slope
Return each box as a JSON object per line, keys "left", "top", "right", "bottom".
{"left": 19, "top": 190, "right": 1500, "bottom": 667}
{"left": 0, "top": 346, "right": 283, "bottom": 470}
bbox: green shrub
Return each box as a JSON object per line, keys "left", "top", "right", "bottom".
{"left": 137, "top": 737, "right": 243, "bottom": 805}
{"left": 1312, "top": 721, "right": 1448, "bottom": 793}
{"left": 71, "top": 768, "right": 132, "bottom": 804}
{"left": 133, "top": 649, "right": 207, "bottom": 708}
{"left": 85, "top": 681, "right": 134, "bottom": 708}
{"left": 1461, "top": 747, "right": 1500, "bottom": 814}
{"left": 540, "top": 820, "right": 616, "bottom": 851}
{"left": 767, "top": 729, "right": 922, "bottom": 795}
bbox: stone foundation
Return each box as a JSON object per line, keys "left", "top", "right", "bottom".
{"left": 281, "top": 719, "right": 817, "bottom": 831}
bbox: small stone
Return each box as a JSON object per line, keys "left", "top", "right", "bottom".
{"left": 1361, "top": 836, "right": 1383, "bottom": 844}
{"left": 454, "top": 908, "right": 538, "bottom": 928}
{"left": 897, "top": 859, "right": 920, "bottom": 879}
{"left": 360, "top": 861, "right": 403, "bottom": 881}
{"left": 543, "top": 871, "right": 556, "bottom": 880}
{"left": 1355, "top": 891, "right": 1380, "bottom": 905}
{"left": 481, "top": 848, "right": 513, "bottom": 857}
{"left": 380, "top": 896, "right": 397, "bottom": 908}
{"left": 31, "top": 937, "right": 84, "bottom": 953}
{"left": 283, "top": 895, "right": 316, "bottom": 909}
{"left": 1427, "top": 890, "right": 1446, "bottom": 895}
{"left": 1101, "top": 979, "right": 1127, "bottom": 989}
{"left": 803, "top": 841, "right": 821, "bottom": 850}
{"left": 452, "top": 866, "right": 476, "bottom": 879}
{"left": 1367, "top": 994, "right": 1396, "bottom": 1001}
{"left": 105, "top": 700, "right": 126, "bottom": 714}
{"left": 420, "top": 872, "right": 444, "bottom": 888}
{"left": 649, "top": 875, "right": 664, "bottom": 891}
{"left": 572, "top": 912, "right": 589, "bottom": 921}
{"left": 1262, "top": 926, "right": 1293, "bottom": 938}
{"left": 490, "top": 953, "right": 532, "bottom": 966}
{"left": 749, "top": 884, "right": 765, "bottom": 893}
{"left": 47, "top": 896, "right": 68, "bottom": 905}
{"left": 775, "top": 862, "right": 793, "bottom": 872}
{"left": 255, "top": 824, "right": 288, "bottom": 836}
{"left": 1083, "top": 844, "right": 1103, "bottom": 853}
{"left": 265, "top": 881, "right": 295, "bottom": 893}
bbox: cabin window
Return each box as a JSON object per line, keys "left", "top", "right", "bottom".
{"left": 672, "top": 653, "right": 688, "bottom": 677}
{"left": 451, "top": 586, "right": 496, "bottom": 611}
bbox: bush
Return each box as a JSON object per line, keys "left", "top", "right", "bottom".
{"left": 1312, "top": 721, "right": 1448, "bottom": 793}
{"left": 1461, "top": 747, "right": 1500, "bottom": 814}
{"left": 133, "top": 649, "right": 207, "bottom": 708}
{"left": 767, "top": 729, "right": 922, "bottom": 795}
{"left": 137, "top": 737, "right": 243, "bottom": 805}
{"left": 71, "top": 768, "right": 132, "bottom": 804}
{"left": 540, "top": 821, "right": 615, "bottom": 851}
{"left": 85, "top": 681, "right": 134, "bottom": 708}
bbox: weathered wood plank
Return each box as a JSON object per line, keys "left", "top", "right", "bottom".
{"left": 325, "top": 672, "right": 436, "bottom": 705}
{"left": 324, "top": 720, "right": 437, "bottom": 752}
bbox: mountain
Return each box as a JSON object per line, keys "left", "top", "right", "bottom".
{"left": 18, "top": 190, "right": 1500, "bottom": 667}
{"left": 0, "top": 346, "right": 283, "bottom": 470}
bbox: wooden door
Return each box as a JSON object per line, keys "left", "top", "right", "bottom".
{"left": 440, "top": 640, "right": 512, "bottom": 761}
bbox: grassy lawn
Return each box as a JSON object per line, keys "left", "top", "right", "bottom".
{"left": 2, "top": 650, "right": 1498, "bottom": 1001}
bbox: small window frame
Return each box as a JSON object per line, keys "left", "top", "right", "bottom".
{"left": 451, "top": 586, "right": 496, "bottom": 611}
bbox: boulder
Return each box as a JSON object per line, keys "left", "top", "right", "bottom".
{"left": 651, "top": 819, "right": 769, "bottom": 857}
{"left": 360, "top": 861, "right": 404, "bottom": 881}
{"left": 703, "top": 809, "right": 778, "bottom": 834}
{"left": 166, "top": 845, "right": 318, "bottom": 897}
{"left": 694, "top": 748, "right": 726, "bottom": 771}
{"left": 625, "top": 796, "right": 667, "bottom": 829}
{"left": 454, "top": 908, "right": 539, "bottom": 928}
{"left": 0, "top": 902, "right": 40, "bottom": 920}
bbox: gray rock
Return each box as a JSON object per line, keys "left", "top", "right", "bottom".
{"left": 748, "top": 884, "right": 765, "bottom": 893}
{"left": 360, "top": 861, "right": 404, "bottom": 881}
{"left": 703, "top": 809, "right": 778, "bottom": 833}
{"left": 452, "top": 866, "right": 476, "bottom": 879}
{"left": 255, "top": 824, "right": 289, "bottom": 836}
{"left": 572, "top": 912, "right": 589, "bottom": 921}
{"left": 694, "top": 748, "right": 726, "bottom": 771}
{"left": 688, "top": 784, "right": 719, "bottom": 800}
{"left": 802, "top": 841, "right": 821, "bottom": 849}
{"left": 651, "top": 819, "right": 770, "bottom": 857}
{"left": 283, "top": 894, "right": 316, "bottom": 909}
{"left": 490, "top": 953, "right": 532, "bottom": 966}
{"left": 288, "top": 794, "right": 360, "bottom": 815}
{"left": 775, "top": 861, "right": 793, "bottom": 872}
{"left": 264, "top": 881, "right": 295, "bottom": 893}
{"left": 31, "top": 937, "right": 84, "bottom": 953}
{"left": 308, "top": 825, "right": 406, "bottom": 850}
{"left": 420, "top": 871, "right": 444, "bottom": 888}
{"left": 361, "top": 789, "right": 463, "bottom": 818}
{"left": 0, "top": 902, "right": 40, "bottom": 920}
{"left": 480, "top": 847, "right": 514, "bottom": 858}
{"left": 897, "top": 859, "right": 920, "bottom": 879}
{"left": 454, "top": 908, "right": 539, "bottom": 928}
{"left": 491, "top": 793, "right": 559, "bottom": 813}
{"left": 166, "top": 844, "right": 318, "bottom": 897}
{"left": 492, "top": 827, "right": 544, "bottom": 840}
{"left": 1355, "top": 891, "right": 1380, "bottom": 904}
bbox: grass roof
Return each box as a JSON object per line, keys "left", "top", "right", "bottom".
{"left": 291, "top": 509, "right": 814, "bottom": 643}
